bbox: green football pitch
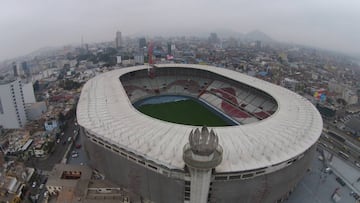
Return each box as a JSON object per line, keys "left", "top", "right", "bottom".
{"left": 137, "top": 99, "right": 231, "bottom": 126}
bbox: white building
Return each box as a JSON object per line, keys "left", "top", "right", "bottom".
{"left": 328, "top": 79, "right": 345, "bottom": 94}
{"left": 122, "top": 59, "right": 135, "bottom": 66}
{"left": 44, "top": 120, "right": 58, "bottom": 131}
{"left": 0, "top": 79, "right": 27, "bottom": 129}
{"left": 116, "top": 56, "right": 122, "bottom": 64}
{"left": 343, "top": 89, "right": 358, "bottom": 105}
{"left": 22, "top": 82, "right": 36, "bottom": 104}
{"left": 134, "top": 54, "right": 144, "bottom": 64}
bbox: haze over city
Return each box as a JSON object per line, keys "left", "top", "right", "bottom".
{"left": 2, "top": 0, "right": 360, "bottom": 202}
{"left": 1, "top": 0, "right": 360, "bottom": 61}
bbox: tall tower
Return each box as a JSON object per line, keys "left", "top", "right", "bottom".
{"left": 21, "top": 61, "right": 31, "bottom": 78}
{"left": 167, "top": 42, "right": 172, "bottom": 55}
{"left": 0, "top": 79, "right": 27, "bottom": 128}
{"left": 12, "top": 62, "right": 18, "bottom": 77}
{"left": 148, "top": 41, "right": 154, "bottom": 66}
{"left": 183, "top": 127, "right": 223, "bottom": 203}
{"left": 139, "top": 37, "right": 146, "bottom": 49}
{"left": 115, "top": 31, "right": 122, "bottom": 49}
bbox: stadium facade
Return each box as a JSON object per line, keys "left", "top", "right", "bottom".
{"left": 77, "top": 64, "right": 323, "bottom": 203}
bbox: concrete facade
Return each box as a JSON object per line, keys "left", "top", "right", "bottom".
{"left": 77, "top": 64, "right": 322, "bottom": 203}
{"left": 0, "top": 79, "right": 27, "bottom": 129}
{"left": 22, "top": 82, "right": 36, "bottom": 104}
{"left": 83, "top": 130, "right": 316, "bottom": 203}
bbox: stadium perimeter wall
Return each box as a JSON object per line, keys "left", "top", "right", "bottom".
{"left": 83, "top": 128, "right": 316, "bottom": 203}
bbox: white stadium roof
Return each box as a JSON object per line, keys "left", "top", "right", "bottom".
{"left": 77, "top": 64, "right": 323, "bottom": 172}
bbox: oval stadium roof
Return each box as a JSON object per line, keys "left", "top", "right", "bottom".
{"left": 77, "top": 64, "right": 323, "bottom": 172}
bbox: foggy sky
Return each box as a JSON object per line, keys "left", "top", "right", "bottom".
{"left": 1, "top": 0, "right": 360, "bottom": 61}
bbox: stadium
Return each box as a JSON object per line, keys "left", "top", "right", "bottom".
{"left": 76, "top": 64, "right": 323, "bottom": 203}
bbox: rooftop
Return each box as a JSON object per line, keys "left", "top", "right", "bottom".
{"left": 77, "top": 64, "right": 323, "bottom": 172}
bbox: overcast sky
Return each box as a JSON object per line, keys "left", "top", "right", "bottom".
{"left": 1, "top": 0, "right": 360, "bottom": 61}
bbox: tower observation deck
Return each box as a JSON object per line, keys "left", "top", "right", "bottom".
{"left": 183, "top": 127, "right": 223, "bottom": 203}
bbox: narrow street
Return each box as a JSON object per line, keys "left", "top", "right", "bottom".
{"left": 25, "top": 118, "right": 77, "bottom": 171}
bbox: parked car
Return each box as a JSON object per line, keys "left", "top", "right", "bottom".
{"left": 336, "top": 177, "right": 346, "bottom": 186}
{"left": 32, "top": 181, "right": 37, "bottom": 188}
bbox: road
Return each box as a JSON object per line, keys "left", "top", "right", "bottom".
{"left": 287, "top": 147, "right": 357, "bottom": 203}
{"left": 319, "top": 133, "right": 360, "bottom": 168}
{"left": 22, "top": 118, "right": 78, "bottom": 203}
{"left": 67, "top": 127, "right": 89, "bottom": 165}
{"left": 25, "top": 118, "right": 78, "bottom": 171}
{"left": 26, "top": 173, "right": 48, "bottom": 203}
{"left": 323, "top": 120, "right": 360, "bottom": 149}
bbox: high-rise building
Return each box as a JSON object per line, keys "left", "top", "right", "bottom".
{"left": 0, "top": 79, "right": 27, "bottom": 129}
{"left": 167, "top": 42, "right": 172, "bottom": 55}
{"left": 12, "top": 62, "right": 18, "bottom": 77}
{"left": 255, "top": 40, "right": 262, "bottom": 49}
{"left": 209, "top": 33, "right": 220, "bottom": 44}
{"left": 23, "top": 82, "right": 36, "bottom": 104}
{"left": 21, "top": 61, "right": 31, "bottom": 78}
{"left": 139, "top": 38, "right": 146, "bottom": 49}
{"left": 115, "top": 31, "right": 122, "bottom": 49}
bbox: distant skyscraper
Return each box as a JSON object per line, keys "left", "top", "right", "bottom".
{"left": 0, "top": 79, "right": 27, "bottom": 128}
{"left": 21, "top": 61, "right": 31, "bottom": 77}
{"left": 255, "top": 40, "right": 262, "bottom": 49}
{"left": 84, "top": 43, "right": 89, "bottom": 52}
{"left": 209, "top": 33, "right": 220, "bottom": 44}
{"left": 139, "top": 38, "right": 146, "bottom": 49}
{"left": 171, "top": 44, "right": 176, "bottom": 56}
{"left": 167, "top": 42, "right": 172, "bottom": 55}
{"left": 115, "top": 31, "right": 122, "bottom": 49}
{"left": 12, "top": 62, "right": 18, "bottom": 77}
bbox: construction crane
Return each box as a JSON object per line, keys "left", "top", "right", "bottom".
{"left": 148, "top": 41, "right": 154, "bottom": 66}
{"left": 147, "top": 41, "right": 155, "bottom": 78}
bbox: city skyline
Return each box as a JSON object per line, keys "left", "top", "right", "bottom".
{"left": 0, "top": 7, "right": 360, "bottom": 200}
{"left": 1, "top": 0, "right": 360, "bottom": 61}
